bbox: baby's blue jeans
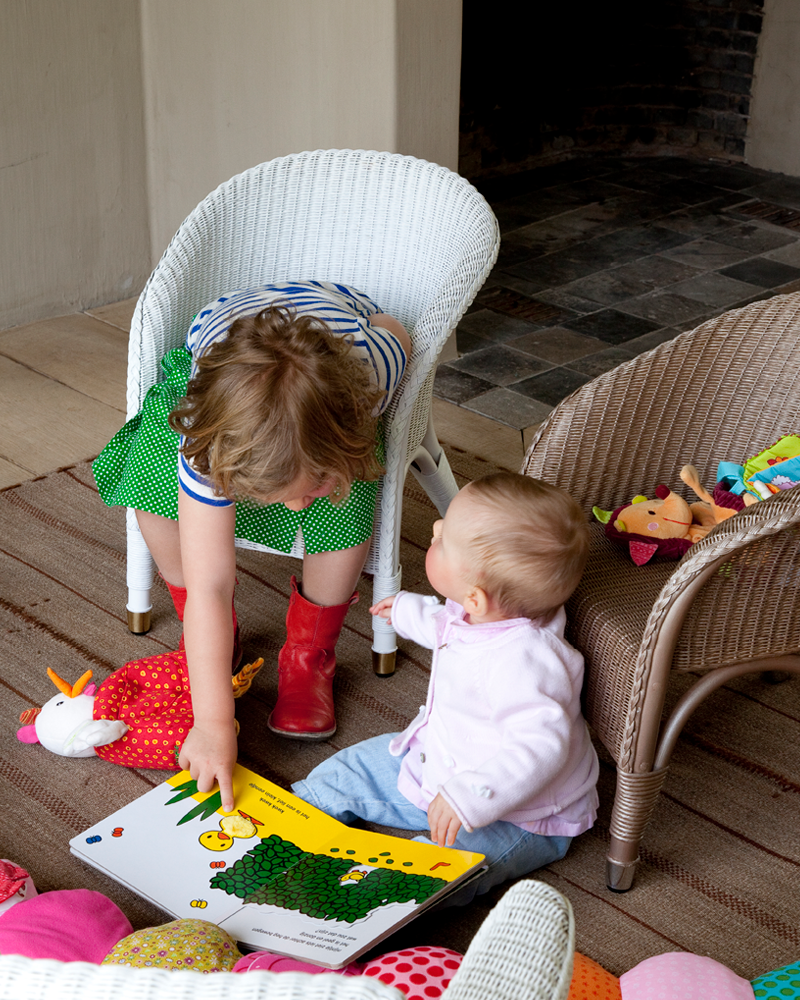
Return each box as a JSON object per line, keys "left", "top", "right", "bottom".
{"left": 291, "top": 733, "right": 571, "bottom": 906}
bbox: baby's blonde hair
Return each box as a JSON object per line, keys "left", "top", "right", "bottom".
{"left": 169, "top": 305, "right": 386, "bottom": 502}
{"left": 462, "top": 473, "right": 589, "bottom": 622}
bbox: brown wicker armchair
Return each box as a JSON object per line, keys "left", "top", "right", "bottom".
{"left": 523, "top": 292, "right": 800, "bottom": 891}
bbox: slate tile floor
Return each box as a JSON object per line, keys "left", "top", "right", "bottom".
{"left": 437, "top": 156, "right": 800, "bottom": 436}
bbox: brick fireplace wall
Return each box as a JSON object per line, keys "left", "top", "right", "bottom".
{"left": 460, "top": 0, "right": 764, "bottom": 180}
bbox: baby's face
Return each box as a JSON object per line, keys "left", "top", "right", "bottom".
{"left": 425, "top": 487, "right": 479, "bottom": 605}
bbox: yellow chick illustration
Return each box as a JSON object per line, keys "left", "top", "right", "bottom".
{"left": 199, "top": 810, "right": 264, "bottom": 852}
{"left": 338, "top": 864, "right": 374, "bottom": 885}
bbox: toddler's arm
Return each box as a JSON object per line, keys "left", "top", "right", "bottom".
{"left": 177, "top": 489, "right": 239, "bottom": 812}
{"left": 369, "top": 314, "right": 412, "bottom": 359}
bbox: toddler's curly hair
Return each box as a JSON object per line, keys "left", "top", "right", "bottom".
{"left": 463, "top": 472, "right": 589, "bottom": 622}
{"left": 169, "top": 305, "right": 386, "bottom": 503}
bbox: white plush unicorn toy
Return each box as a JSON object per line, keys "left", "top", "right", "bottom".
{"left": 17, "top": 668, "right": 127, "bottom": 758}
{"left": 17, "top": 658, "right": 263, "bottom": 766}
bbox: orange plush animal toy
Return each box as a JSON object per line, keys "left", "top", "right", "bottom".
{"left": 593, "top": 464, "right": 751, "bottom": 566}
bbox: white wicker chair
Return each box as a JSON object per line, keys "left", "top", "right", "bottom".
{"left": 123, "top": 149, "right": 499, "bottom": 674}
{"left": 0, "top": 881, "right": 575, "bottom": 1000}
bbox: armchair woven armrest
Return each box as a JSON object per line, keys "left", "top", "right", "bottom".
{"left": 633, "top": 485, "right": 800, "bottom": 747}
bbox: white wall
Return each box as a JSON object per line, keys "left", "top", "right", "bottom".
{"left": 140, "top": 0, "right": 462, "bottom": 259}
{"left": 0, "top": 1, "right": 151, "bottom": 330}
{"left": 747, "top": 0, "right": 800, "bottom": 176}
{"left": 396, "top": 0, "right": 462, "bottom": 169}
{"left": 1, "top": 0, "right": 462, "bottom": 329}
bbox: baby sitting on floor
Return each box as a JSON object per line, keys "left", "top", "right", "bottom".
{"left": 292, "top": 472, "right": 599, "bottom": 905}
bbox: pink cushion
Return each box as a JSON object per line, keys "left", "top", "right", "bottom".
{"left": 362, "top": 946, "right": 464, "bottom": 998}
{"left": 0, "top": 889, "right": 132, "bottom": 963}
{"left": 233, "top": 951, "right": 363, "bottom": 976}
{"left": 233, "top": 944, "right": 463, "bottom": 995}
{"left": 620, "top": 953, "right": 754, "bottom": 1000}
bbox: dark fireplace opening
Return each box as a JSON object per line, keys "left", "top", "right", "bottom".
{"left": 459, "top": 0, "right": 764, "bottom": 180}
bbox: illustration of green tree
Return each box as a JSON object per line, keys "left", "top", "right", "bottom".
{"left": 210, "top": 834, "right": 447, "bottom": 923}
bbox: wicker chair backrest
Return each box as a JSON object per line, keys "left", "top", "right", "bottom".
{"left": 127, "top": 149, "right": 498, "bottom": 422}
{"left": 525, "top": 293, "right": 800, "bottom": 512}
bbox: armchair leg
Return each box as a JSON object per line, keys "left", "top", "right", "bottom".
{"left": 127, "top": 608, "right": 152, "bottom": 635}
{"left": 606, "top": 766, "right": 669, "bottom": 892}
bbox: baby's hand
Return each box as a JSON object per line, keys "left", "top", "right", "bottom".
{"left": 427, "top": 793, "right": 462, "bottom": 848}
{"left": 369, "top": 595, "right": 397, "bottom": 622}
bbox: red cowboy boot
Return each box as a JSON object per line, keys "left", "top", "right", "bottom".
{"left": 268, "top": 576, "right": 358, "bottom": 740}
{"left": 161, "top": 576, "right": 242, "bottom": 670}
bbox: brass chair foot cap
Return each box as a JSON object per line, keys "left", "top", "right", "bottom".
{"left": 127, "top": 608, "right": 151, "bottom": 635}
{"left": 372, "top": 650, "right": 396, "bottom": 677}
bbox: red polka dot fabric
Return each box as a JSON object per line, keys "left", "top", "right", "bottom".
{"left": 362, "top": 946, "right": 464, "bottom": 998}
{"left": 93, "top": 650, "right": 192, "bottom": 769}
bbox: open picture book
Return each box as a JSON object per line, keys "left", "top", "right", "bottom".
{"left": 70, "top": 763, "right": 486, "bottom": 968}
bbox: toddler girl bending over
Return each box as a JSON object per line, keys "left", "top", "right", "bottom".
{"left": 292, "top": 472, "right": 598, "bottom": 904}
{"left": 93, "top": 282, "right": 410, "bottom": 810}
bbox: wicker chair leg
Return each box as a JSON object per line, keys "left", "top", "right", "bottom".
{"left": 126, "top": 508, "right": 153, "bottom": 634}
{"left": 409, "top": 413, "right": 460, "bottom": 517}
{"left": 606, "top": 767, "right": 669, "bottom": 891}
{"left": 371, "top": 569, "right": 403, "bottom": 677}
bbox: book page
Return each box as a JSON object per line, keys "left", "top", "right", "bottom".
{"left": 70, "top": 764, "right": 484, "bottom": 967}
{"left": 215, "top": 809, "right": 481, "bottom": 966}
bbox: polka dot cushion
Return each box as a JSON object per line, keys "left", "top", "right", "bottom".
{"left": 362, "top": 946, "right": 463, "bottom": 998}
{"left": 620, "top": 952, "right": 754, "bottom": 1000}
{"left": 102, "top": 918, "right": 241, "bottom": 972}
{"left": 752, "top": 963, "right": 800, "bottom": 999}
{"left": 568, "top": 951, "right": 622, "bottom": 1000}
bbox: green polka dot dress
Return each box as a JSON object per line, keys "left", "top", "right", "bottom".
{"left": 93, "top": 283, "right": 399, "bottom": 555}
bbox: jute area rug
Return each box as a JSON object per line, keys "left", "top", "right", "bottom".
{"left": 3, "top": 447, "right": 800, "bottom": 979}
